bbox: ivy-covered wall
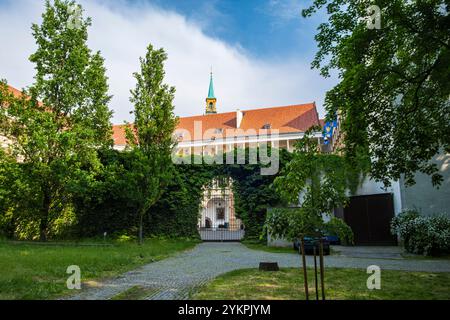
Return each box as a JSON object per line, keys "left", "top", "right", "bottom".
{"left": 64, "top": 148, "right": 292, "bottom": 240}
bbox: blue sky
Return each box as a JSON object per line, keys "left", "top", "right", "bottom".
{"left": 145, "top": 0, "right": 321, "bottom": 59}
{"left": 0, "top": 0, "right": 335, "bottom": 123}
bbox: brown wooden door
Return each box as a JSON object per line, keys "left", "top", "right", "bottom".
{"left": 343, "top": 193, "right": 397, "bottom": 245}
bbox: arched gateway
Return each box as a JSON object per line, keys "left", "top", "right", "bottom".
{"left": 198, "top": 178, "right": 244, "bottom": 241}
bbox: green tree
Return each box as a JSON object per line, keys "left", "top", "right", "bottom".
{"left": 125, "top": 44, "right": 178, "bottom": 245}
{"left": 0, "top": 148, "right": 22, "bottom": 238}
{"left": 265, "top": 129, "right": 353, "bottom": 299}
{"left": 272, "top": 127, "right": 353, "bottom": 219}
{"left": 0, "top": 0, "right": 112, "bottom": 240}
{"left": 266, "top": 126, "right": 354, "bottom": 252}
{"left": 303, "top": 0, "right": 450, "bottom": 186}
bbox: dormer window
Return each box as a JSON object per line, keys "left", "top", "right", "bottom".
{"left": 262, "top": 123, "right": 271, "bottom": 129}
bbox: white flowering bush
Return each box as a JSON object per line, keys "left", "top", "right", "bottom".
{"left": 391, "top": 210, "right": 450, "bottom": 256}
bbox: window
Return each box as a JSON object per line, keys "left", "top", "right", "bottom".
{"left": 262, "top": 123, "right": 271, "bottom": 129}
{"left": 215, "top": 128, "right": 223, "bottom": 134}
{"left": 216, "top": 207, "right": 225, "bottom": 220}
{"left": 176, "top": 132, "right": 184, "bottom": 141}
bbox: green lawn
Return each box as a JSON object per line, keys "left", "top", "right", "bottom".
{"left": 241, "top": 240, "right": 297, "bottom": 254}
{"left": 111, "top": 285, "right": 159, "bottom": 300}
{"left": 241, "top": 240, "right": 339, "bottom": 255}
{"left": 0, "top": 238, "right": 198, "bottom": 300}
{"left": 192, "top": 268, "right": 450, "bottom": 300}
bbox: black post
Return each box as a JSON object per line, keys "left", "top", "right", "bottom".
{"left": 313, "top": 245, "right": 319, "bottom": 300}
{"left": 319, "top": 238, "right": 325, "bottom": 300}
{"left": 300, "top": 237, "right": 309, "bottom": 300}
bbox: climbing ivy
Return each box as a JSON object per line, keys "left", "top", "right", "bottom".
{"left": 72, "top": 147, "right": 292, "bottom": 240}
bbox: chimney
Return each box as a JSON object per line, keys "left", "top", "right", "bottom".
{"left": 236, "top": 109, "right": 243, "bottom": 128}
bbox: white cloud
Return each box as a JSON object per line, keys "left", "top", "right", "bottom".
{"left": 265, "top": 0, "right": 304, "bottom": 21}
{"left": 0, "top": 0, "right": 336, "bottom": 123}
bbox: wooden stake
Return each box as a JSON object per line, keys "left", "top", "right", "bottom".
{"left": 313, "top": 245, "right": 319, "bottom": 300}
{"left": 319, "top": 238, "right": 325, "bottom": 300}
{"left": 300, "top": 237, "right": 309, "bottom": 300}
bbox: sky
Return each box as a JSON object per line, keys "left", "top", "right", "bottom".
{"left": 0, "top": 0, "right": 337, "bottom": 124}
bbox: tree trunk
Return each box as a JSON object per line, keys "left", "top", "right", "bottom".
{"left": 39, "top": 191, "right": 51, "bottom": 242}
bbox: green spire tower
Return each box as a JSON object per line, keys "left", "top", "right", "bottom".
{"left": 206, "top": 71, "right": 217, "bottom": 114}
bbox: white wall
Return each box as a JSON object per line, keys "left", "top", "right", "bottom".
{"left": 399, "top": 153, "right": 450, "bottom": 217}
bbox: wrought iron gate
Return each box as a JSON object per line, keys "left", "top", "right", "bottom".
{"left": 198, "top": 180, "right": 244, "bottom": 241}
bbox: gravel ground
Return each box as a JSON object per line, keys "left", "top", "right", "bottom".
{"left": 66, "top": 242, "right": 450, "bottom": 300}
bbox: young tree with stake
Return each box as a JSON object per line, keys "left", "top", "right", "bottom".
{"left": 265, "top": 127, "right": 353, "bottom": 299}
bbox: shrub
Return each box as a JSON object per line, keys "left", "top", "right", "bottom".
{"left": 116, "top": 234, "right": 135, "bottom": 243}
{"left": 325, "top": 216, "right": 354, "bottom": 245}
{"left": 264, "top": 207, "right": 354, "bottom": 244}
{"left": 391, "top": 210, "right": 450, "bottom": 256}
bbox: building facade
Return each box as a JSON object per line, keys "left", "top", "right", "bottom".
{"left": 113, "top": 74, "right": 324, "bottom": 155}
{"left": 112, "top": 74, "right": 324, "bottom": 240}
{"left": 7, "top": 73, "right": 447, "bottom": 244}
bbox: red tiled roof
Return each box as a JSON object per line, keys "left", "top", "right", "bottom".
{"left": 5, "top": 85, "right": 320, "bottom": 146}
{"left": 176, "top": 111, "right": 237, "bottom": 140}
{"left": 7, "top": 85, "right": 24, "bottom": 98}
{"left": 113, "top": 103, "right": 320, "bottom": 145}
{"left": 0, "top": 85, "right": 26, "bottom": 106}
{"left": 239, "top": 103, "right": 318, "bottom": 133}
{"left": 2, "top": 85, "right": 44, "bottom": 108}
{"left": 113, "top": 124, "right": 134, "bottom": 146}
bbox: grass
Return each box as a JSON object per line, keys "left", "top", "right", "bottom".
{"left": 401, "top": 253, "right": 450, "bottom": 260}
{"left": 111, "top": 285, "right": 158, "bottom": 300}
{"left": 241, "top": 240, "right": 297, "bottom": 254}
{"left": 0, "top": 238, "right": 199, "bottom": 300}
{"left": 192, "top": 268, "right": 450, "bottom": 300}
{"left": 242, "top": 240, "right": 339, "bottom": 255}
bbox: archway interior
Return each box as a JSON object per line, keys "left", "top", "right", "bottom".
{"left": 198, "top": 177, "right": 244, "bottom": 240}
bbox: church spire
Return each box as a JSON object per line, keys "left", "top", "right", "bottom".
{"left": 205, "top": 70, "right": 217, "bottom": 114}
{"left": 207, "top": 71, "right": 215, "bottom": 99}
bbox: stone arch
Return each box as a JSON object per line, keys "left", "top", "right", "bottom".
{"left": 198, "top": 177, "right": 244, "bottom": 240}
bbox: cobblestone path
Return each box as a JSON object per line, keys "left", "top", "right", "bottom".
{"left": 67, "top": 242, "right": 450, "bottom": 300}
